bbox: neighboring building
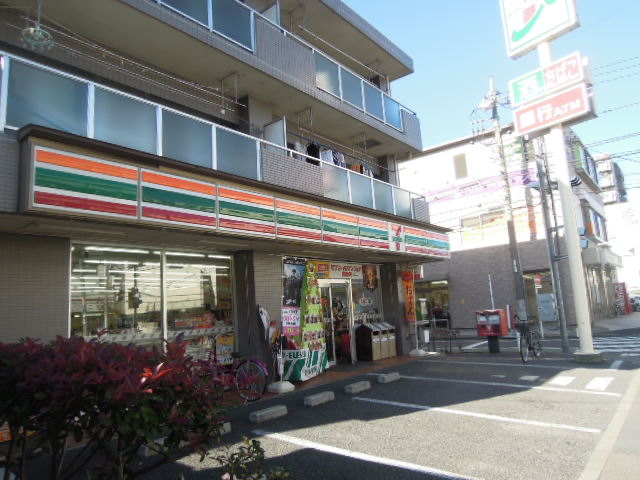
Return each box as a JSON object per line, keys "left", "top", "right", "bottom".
{"left": 399, "top": 126, "right": 620, "bottom": 333}
{"left": 0, "top": 0, "right": 450, "bottom": 377}
{"left": 595, "top": 154, "right": 639, "bottom": 296}
{"left": 596, "top": 153, "right": 627, "bottom": 205}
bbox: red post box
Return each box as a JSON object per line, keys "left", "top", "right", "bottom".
{"left": 476, "top": 309, "right": 509, "bottom": 337}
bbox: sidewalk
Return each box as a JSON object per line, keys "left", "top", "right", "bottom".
{"left": 591, "top": 310, "right": 640, "bottom": 334}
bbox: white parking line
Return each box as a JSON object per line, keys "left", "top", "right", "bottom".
{"left": 608, "top": 360, "right": 623, "bottom": 370}
{"left": 253, "top": 429, "right": 483, "bottom": 480}
{"left": 463, "top": 340, "right": 488, "bottom": 350}
{"left": 549, "top": 376, "right": 576, "bottom": 386}
{"left": 397, "top": 374, "right": 621, "bottom": 397}
{"left": 352, "top": 397, "right": 601, "bottom": 434}
{"left": 519, "top": 375, "right": 540, "bottom": 382}
{"left": 585, "top": 377, "right": 614, "bottom": 392}
{"left": 419, "top": 359, "right": 571, "bottom": 370}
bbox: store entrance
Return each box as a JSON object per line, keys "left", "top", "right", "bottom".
{"left": 319, "top": 279, "right": 355, "bottom": 366}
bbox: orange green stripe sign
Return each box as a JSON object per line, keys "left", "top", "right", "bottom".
{"left": 275, "top": 199, "right": 322, "bottom": 242}
{"left": 218, "top": 186, "right": 276, "bottom": 236}
{"left": 33, "top": 148, "right": 138, "bottom": 217}
{"left": 141, "top": 170, "right": 217, "bottom": 228}
{"left": 28, "top": 147, "right": 450, "bottom": 258}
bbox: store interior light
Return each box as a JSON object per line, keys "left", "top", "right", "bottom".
{"left": 72, "top": 269, "right": 97, "bottom": 273}
{"left": 85, "top": 247, "right": 150, "bottom": 254}
{"left": 152, "top": 251, "right": 206, "bottom": 257}
{"left": 207, "top": 254, "right": 232, "bottom": 259}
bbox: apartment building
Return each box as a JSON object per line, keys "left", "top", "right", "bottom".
{"left": 0, "top": 0, "right": 449, "bottom": 379}
{"left": 595, "top": 154, "right": 639, "bottom": 297}
{"left": 398, "top": 126, "right": 620, "bottom": 333}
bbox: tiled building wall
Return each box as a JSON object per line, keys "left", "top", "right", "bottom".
{"left": 422, "top": 239, "right": 578, "bottom": 330}
{"left": 0, "top": 234, "right": 70, "bottom": 343}
{"left": 261, "top": 147, "right": 324, "bottom": 196}
{"left": 412, "top": 198, "right": 429, "bottom": 223}
{"left": 253, "top": 251, "right": 283, "bottom": 326}
{"left": 0, "top": 131, "right": 19, "bottom": 213}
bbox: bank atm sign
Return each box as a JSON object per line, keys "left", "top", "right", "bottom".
{"left": 514, "top": 83, "right": 590, "bottom": 136}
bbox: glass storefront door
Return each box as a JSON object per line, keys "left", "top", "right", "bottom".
{"left": 319, "top": 279, "right": 355, "bottom": 366}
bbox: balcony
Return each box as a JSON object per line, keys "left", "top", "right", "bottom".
{"left": 156, "top": 0, "right": 414, "bottom": 131}
{"left": 1, "top": 53, "right": 427, "bottom": 221}
{"left": 0, "top": 0, "right": 421, "bottom": 156}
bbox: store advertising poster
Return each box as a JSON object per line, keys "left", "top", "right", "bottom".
{"left": 402, "top": 270, "right": 417, "bottom": 323}
{"left": 282, "top": 257, "right": 306, "bottom": 336}
{"left": 301, "top": 261, "right": 324, "bottom": 350}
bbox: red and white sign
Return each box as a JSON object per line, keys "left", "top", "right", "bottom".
{"left": 514, "top": 83, "right": 591, "bottom": 136}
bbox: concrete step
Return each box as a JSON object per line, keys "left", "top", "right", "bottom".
{"left": 377, "top": 372, "right": 401, "bottom": 384}
{"left": 344, "top": 380, "right": 371, "bottom": 394}
{"left": 249, "top": 405, "right": 288, "bottom": 424}
{"left": 304, "top": 391, "right": 335, "bottom": 407}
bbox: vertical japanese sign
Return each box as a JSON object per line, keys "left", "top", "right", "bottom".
{"left": 282, "top": 257, "right": 306, "bottom": 336}
{"left": 402, "top": 270, "right": 416, "bottom": 323}
{"left": 500, "top": 0, "right": 579, "bottom": 58}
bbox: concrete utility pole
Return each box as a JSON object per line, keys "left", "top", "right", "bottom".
{"left": 537, "top": 43, "right": 601, "bottom": 363}
{"left": 486, "top": 77, "right": 529, "bottom": 322}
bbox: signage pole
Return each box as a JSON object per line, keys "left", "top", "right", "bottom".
{"left": 537, "top": 43, "right": 600, "bottom": 362}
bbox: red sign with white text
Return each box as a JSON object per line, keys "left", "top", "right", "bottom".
{"left": 514, "top": 83, "right": 591, "bottom": 136}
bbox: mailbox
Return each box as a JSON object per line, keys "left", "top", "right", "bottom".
{"left": 476, "top": 309, "right": 509, "bottom": 337}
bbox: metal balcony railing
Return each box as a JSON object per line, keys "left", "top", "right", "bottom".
{"left": 155, "top": 0, "right": 416, "bottom": 133}
{"left": 1, "top": 53, "right": 426, "bottom": 220}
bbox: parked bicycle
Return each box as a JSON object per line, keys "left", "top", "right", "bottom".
{"left": 201, "top": 335, "right": 269, "bottom": 402}
{"left": 515, "top": 316, "right": 542, "bottom": 363}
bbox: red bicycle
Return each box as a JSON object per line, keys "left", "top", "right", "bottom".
{"left": 201, "top": 337, "right": 269, "bottom": 403}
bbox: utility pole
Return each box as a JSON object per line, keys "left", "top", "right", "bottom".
{"left": 485, "top": 77, "right": 529, "bottom": 322}
{"left": 534, "top": 138, "right": 570, "bottom": 353}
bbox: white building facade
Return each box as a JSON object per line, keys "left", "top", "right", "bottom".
{"left": 399, "top": 127, "right": 621, "bottom": 333}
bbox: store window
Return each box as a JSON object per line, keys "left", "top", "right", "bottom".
{"left": 352, "top": 264, "right": 383, "bottom": 324}
{"left": 454, "top": 153, "right": 468, "bottom": 179}
{"left": 415, "top": 280, "right": 450, "bottom": 328}
{"left": 70, "top": 244, "right": 233, "bottom": 346}
{"left": 70, "top": 246, "right": 161, "bottom": 337}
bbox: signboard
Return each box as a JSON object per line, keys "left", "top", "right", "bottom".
{"left": 307, "top": 261, "right": 363, "bottom": 279}
{"left": 282, "top": 257, "right": 306, "bottom": 336}
{"left": 534, "top": 274, "right": 542, "bottom": 289}
{"left": 500, "top": 0, "right": 579, "bottom": 59}
{"left": 514, "top": 83, "right": 591, "bottom": 136}
{"left": 281, "top": 347, "right": 328, "bottom": 381}
{"left": 402, "top": 270, "right": 416, "bottom": 323}
{"left": 509, "top": 52, "right": 584, "bottom": 105}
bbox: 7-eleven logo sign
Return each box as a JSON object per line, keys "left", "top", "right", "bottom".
{"left": 500, "top": 0, "right": 579, "bottom": 59}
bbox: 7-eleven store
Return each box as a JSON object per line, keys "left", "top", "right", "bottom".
{"left": 0, "top": 126, "right": 450, "bottom": 382}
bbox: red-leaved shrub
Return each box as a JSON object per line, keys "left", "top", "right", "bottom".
{"left": 0, "top": 335, "right": 228, "bottom": 479}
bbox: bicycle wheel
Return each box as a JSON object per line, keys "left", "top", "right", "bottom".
{"left": 235, "top": 359, "right": 267, "bottom": 402}
{"left": 530, "top": 331, "right": 542, "bottom": 357}
{"left": 519, "top": 332, "right": 529, "bottom": 363}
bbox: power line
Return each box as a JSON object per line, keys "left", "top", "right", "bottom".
{"left": 586, "top": 131, "right": 640, "bottom": 146}
{"left": 593, "top": 55, "right": 640, "bottom": 71}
